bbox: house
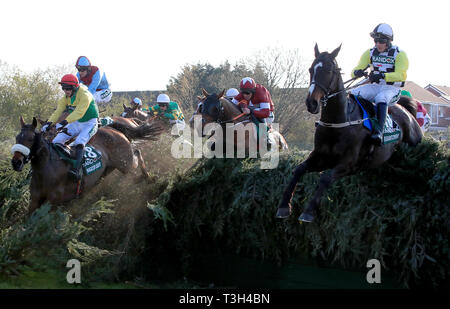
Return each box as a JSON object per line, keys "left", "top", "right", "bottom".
{"left": 402, "top": 81, "right": 450, "bottom": 131}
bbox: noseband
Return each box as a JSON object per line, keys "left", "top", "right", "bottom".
{"left": 203, "top": 98, "right": 246, "bottom": 125}
{"left": 310, "top": 60, "right": 341, "bottom": 106}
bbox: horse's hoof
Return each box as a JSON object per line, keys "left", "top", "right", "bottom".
{"left": 276, "top": 208, "right": 290, "bottom": 218}
{"left": 298, "top": 212, "right": 314, "bottom": 223}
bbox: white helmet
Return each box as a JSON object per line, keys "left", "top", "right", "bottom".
{"left": 225, "top": 88, "right": 239, "bottom": 99}
{"left": 157, "top": 93, "right": 170, "bottom": 104}
{"left": 370, "top": 23, "right": 393, "bottom": 41}
{"left": 132, "top": 97, "right": 142, "bottom": 106}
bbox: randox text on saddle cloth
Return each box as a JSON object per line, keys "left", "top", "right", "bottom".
{"left": 170, "top": 115, "right": 280, "bottom": 169}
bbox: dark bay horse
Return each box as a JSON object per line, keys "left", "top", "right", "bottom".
{"left": 191, "top": 89, "right": 288, "bottom": 153}
{"left": 11, "top": 116, "right": 162, "bottom": 215}
{"left": 276, "top": 44, "right": 422, "bottom": 222}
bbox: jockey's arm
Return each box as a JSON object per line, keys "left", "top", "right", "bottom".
{"left": 65, "top": 94, "right": 91, "bottom": 123}
{"left": 384, "top": 51, "right": 408, "bottom": 82}
{"left": 164, "top": 112, "right": 175, "bottom": 119}
{"left": 48, "top": 98, "right": 67, "bottom": 123}
{"left": 87, "top": 70, "right": 102, "bottom": 94}
{"left": 252, "top": 103, "right": 271, "bottom": 118}
{"left": 351, "top": 49, "right": 371, "bottom": 78}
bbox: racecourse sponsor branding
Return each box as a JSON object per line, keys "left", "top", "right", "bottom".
{"left": 82, "top": 145, "right": 102, "bottom": 175}
{"left": 372, "top": 55, "right": 395, "bottom": 65}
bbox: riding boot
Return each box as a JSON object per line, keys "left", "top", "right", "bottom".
{"left": 370, "top": 102, "right": 388, "bottom": 146}
{"left": 68, "top": 144, "right": 85, "bottom": 181}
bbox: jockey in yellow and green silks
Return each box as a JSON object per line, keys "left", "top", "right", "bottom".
{"left": 146, "top": 94, "right": 185, "bottom": 135}
{"left": 41, "top": 74, "right": 99, "bottom": 181}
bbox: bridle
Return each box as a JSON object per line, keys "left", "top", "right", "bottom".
{"left": 202, "top": 97, "right": 247, "bottom": 125}
{"left": 309, "top": 59, "right": 342, "bottom": 106}
{"left": 14, "top": 127, "right": 41, "bottom": 164}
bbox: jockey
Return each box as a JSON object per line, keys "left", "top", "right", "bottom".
{"left": 350, "top": 23, "right": 409, "bottom": 145}
{"left": 130, "top": 97, "right": 143, "bottom": 110}
{"left": 42, "top": 74, "right": 99, "bottom": 181}
{"left": 149, "top": 94, "right": 186, "bottom": 133}
{"left": 233, "top": 77, "right": 275, "bottom": 127}
{"left": 75, "top": 56, "right": 112, "bottom": 105}
{"left": 401, "top": 90, "right": 431, "bottom": 132}
{"left": 225, "top": 88, "right": 240, "bottom": 104}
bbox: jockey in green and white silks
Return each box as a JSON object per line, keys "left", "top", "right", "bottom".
{"left": 147, "top": 94, "right": 185, "bottom": 134}
{"left": 42, "top": 74, "right": 99, "bottom": 180}
{"left": 350, "top": 23, "right": 409, "bottom": 145}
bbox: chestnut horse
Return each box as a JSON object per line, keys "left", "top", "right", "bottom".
{"left": 11, "top": 116, "right": 162, "bottom": 215}
{"left": 121, "top": 104, "right": 172, "bottom": 132}
{"left": 276, "top": 44, "right": 422, "bottom": 222}
{"left": 190, "top": 89, "right": 288, "bottom": 154}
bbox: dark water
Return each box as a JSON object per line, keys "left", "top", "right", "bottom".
{"left": 191, "top": 254, "right": 403, "bottom": 289}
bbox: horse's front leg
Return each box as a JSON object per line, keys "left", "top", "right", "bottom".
{"left": 276, "top": 155, "right": 320, "bottom": 218}
{"left": 28, "top": 191, "right": 46, "bottom": 217}
{"left": 299, "top": 166, "right": 348, "bottom": 222}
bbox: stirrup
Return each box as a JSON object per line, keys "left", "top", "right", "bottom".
{"left": 68, "top": 168, "right": 82, "bottom": 181}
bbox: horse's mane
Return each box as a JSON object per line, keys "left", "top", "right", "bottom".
{"left": 219, "top": 97, "right": 241, "bottom": 113}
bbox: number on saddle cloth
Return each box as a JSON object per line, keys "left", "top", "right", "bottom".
{"left": 52, "top": 144, "right": 103, "bottom": 175}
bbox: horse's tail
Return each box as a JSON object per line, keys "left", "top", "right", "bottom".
{"left": 397, "top": 96, "right": 417, "bottom": 118}
{"left": 109, "top": 122, "right": 163, "bottom": 141}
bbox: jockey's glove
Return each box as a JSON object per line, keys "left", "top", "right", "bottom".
{"left": 41, "top": 122, "right": 52, "bottom": 132}
{"left": 353, "top": 69, "right": 366, "bottom": 78}
{"left": 56, "top": 120, "right": 68, "bottom": 129}
{"left": 369, "top": 71, "right": 385, "bottom": 83}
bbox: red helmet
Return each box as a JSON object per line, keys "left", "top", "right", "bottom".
{"left": 239, "top": 77, "right": 256, "bottom": 93}
{"left": 58, "top": 74, "right": 79, "bottom": 88}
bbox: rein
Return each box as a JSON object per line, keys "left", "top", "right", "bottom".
{"left": 219, "top": 112, "right": 247, "bottom": 124}
{"left": 207, "top": 99, "right": 249, "bottom": 125}
{"left": 313, "top": 63, "right": 371, "bottom": 129}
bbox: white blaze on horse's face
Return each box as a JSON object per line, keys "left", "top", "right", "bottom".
{"left": 308, "top": 62, "right": 323, "bottom": 96}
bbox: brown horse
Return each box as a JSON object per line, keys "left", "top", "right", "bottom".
{"left": 39, "top": 113, "right": 160, "bottom": 142}
{"left": 190, "top": 89, "right": 288, "bottom": 154}
{"left": 11, "top": 116, "right": 162, "bottom": 215}
{"left": 121, "top": 104, "right": 172, "bottom": 132}
{"left": 276, "top": 44, "right": 422, "bottom": 222}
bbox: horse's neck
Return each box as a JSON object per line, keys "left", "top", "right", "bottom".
{"left": 221, "top": 99, "right": 244, "bottom": 121}
{"left": 320, "top": 77, "right": 349, "bottom": 123}
{"left": 31, "top": 134, "right": 51, "bottom": 167}
{"left": 136, "top": 110, "right": 148, "bottom": 121}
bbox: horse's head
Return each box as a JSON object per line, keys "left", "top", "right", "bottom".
{"left": 121, "top": 103, "right": 140, "bottom": 118}
{"left": 201, "top": 88, "right": 226, "bottom": 123}
{"left": 11, "top": 116, "right": 39, "bottom": 172}
{"left": 306, "top": 44, "right": 342, "bottom": 114}
{"left": 189, "top": 94, "right": 206, "bottom": 129}
{"left": 191, "top": 89, "right": 225, "bottom": 136}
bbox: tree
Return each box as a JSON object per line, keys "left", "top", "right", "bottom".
{"left": 0, "top": 61, "right": 70, "bottom": 141}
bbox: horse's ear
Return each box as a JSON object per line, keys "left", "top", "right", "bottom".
{"left": 217, "top": 89, "right": 225, "bottom": 99}
{"left": 123, "top": 103, "right": 127, "bottom": 110}
{"left": 32, "top": 117, "right": 37, "bottom": 129}
{"left": 202, "top": 88, "right": 209, "bottom": 97}
{"left": 37, "top": 118, "right": 45, "bottom": 126}
{"left": 314, "top": 43, "right": 320, "bottom": 58}
{"left": 20, "top": 116, "right": 25, "bottom": 127}
{"left": 330, "top": 44, "right": 342, "bottom": 59}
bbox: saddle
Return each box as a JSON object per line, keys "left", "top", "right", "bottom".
{"left": 349, "top": 94, "right": 401, "bottom": 145}
{"left": 52, "top": 143, "right": 103, "bottom": 175}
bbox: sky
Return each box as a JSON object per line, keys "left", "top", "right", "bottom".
{"left": 1, "top": 0, "right": 449, "bottom": 91}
